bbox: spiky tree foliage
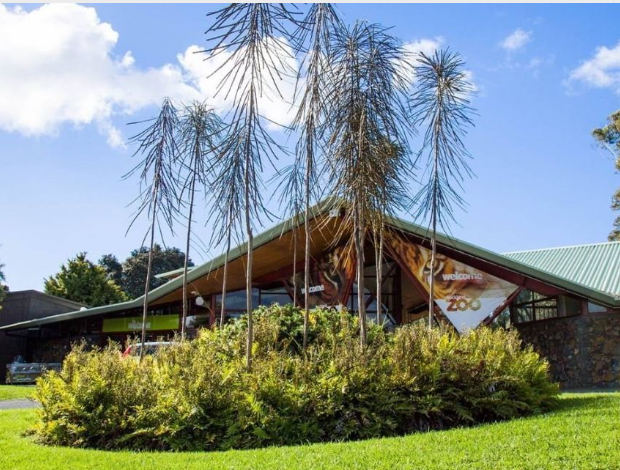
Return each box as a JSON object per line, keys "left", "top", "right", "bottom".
{"left": 410, "top": 49, "right": 476, "bottom": 329}
{"left": 125, "top": 97, "right": 179, "bottom": 358}
{"left": 204, "top": 3, "right": 295, "bottom": 369}
{"left": 208, "top": 143, "right": 244, "bottom": 328}
{"left": 592, "top": 110, "right": 620, "bottom": 241}
{"left": 177, "top": 101, "right": 224, "bottom": 338}
{"left": 323, "top": 22, "right": 415, "bottom": 345}
{"left": 273, "top": 162, "right": 304, "bottom": 307}
{"left": 289, "top": 3, "right": 343, "bottom": 348}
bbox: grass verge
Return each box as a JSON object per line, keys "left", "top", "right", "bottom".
{"left": 0, "top": 385, "right": 34, "bottom": 401}
{"left": 0, "top": 393, "right": 618, "bottom": 470}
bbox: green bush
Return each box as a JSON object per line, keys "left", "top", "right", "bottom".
{"left": 33, "top": 305, "right": 558, "bottom": 451}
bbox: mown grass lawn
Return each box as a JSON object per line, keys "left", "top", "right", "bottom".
{"left": 0, "top": 385, "right": 34, "bottom": 401}
{"left": 0, "top": 393, "right": 618, "bottom": 470}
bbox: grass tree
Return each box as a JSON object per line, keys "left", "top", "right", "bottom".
{"left": 410, "top": 49, "right": 476, "bottom": 329}
{"left": 125, "top": 97, "right": 179, "bottom": 358}
{"left": 323, "top": 23, "right": 415, "bottom": 346}
{"left": 273, "top": 162, "right": 304, "bottom": 307}
{"left": 177, "top": 101, "right": 223, "bottom": 338}
{"left": 289, "top": 3, "right": 342, "bottom": 348}
{"left": 208, "top": 132, "right": 244, "bottom": 328}
{"left": 204, "top": 3, "right": 295, "bottom": 369}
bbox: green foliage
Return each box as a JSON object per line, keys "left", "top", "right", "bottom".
{"left": 98, "top": 254, "right": 123, "bottom": 286}
{"left": 44, "top": 253, "right": 128, "bottom": 307}
{"left": 118, "top": 244, "right": 192, "bottom": 299}
{"left": 33, "top": 305, "right": 558, "bottom": 451}
{"left": 592, "top": 110, "right": 620, "bottom": 241}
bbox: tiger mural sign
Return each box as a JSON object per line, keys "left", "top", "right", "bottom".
{"left": 388, "top": 234, "right": 518, "bottom": 333}
{"left": 290, "top": 245, "right": 355, "bottom": 309}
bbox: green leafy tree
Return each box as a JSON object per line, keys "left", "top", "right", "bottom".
{"left": 592, "top": 110, "right": 620, "bottom": 241}
{"left": 120, "top": 245, "right": 193, "bottom": 299}
{"left": 44, "top": 253, "right": 128, "bottom": 307}
{"left": 98, "top": 254, "right": 123, "bottom": 286}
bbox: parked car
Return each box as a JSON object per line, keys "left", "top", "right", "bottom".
{"left": 122, "top": 341, "right": 177, "bottom": 357}
{"left": 6, "top": 360, "right": 61, "bottom": 384}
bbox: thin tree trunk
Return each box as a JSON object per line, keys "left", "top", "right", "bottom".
{"left": 140, "top": 205, "right": 157, "bottom": 360}
{"left": 355, "top": 204, "right": 367, "bottom": 346}
{"left": 220, "top": 230, "right": 231, "bottom": 327}
{"left": 428, "top": 89, "right": 443, "bottom": 331}
{"left": 181, "top": 173, "right": 196, "bottom": 339}
{"left": 303, "top": 157, "right": 311, "bottom": 349}
{"left": 292, "top": 223, "right": 298, "bottom": 307}
{"left": 245, "top": 157, "right": 254, "bottom": 371}
{"left": 375, "top": 229, "right": 383, "bottom": 325}
{"left": 428, "top": 209, "right": 437, "bottom": 330}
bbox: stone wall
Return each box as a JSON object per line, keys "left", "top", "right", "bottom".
{"left": 516, "top": 312, "right": 620, "bottom": 389}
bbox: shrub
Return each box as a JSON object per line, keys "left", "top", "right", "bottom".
{"left": 33, "top": 305, "right": 558, "bottom": 451}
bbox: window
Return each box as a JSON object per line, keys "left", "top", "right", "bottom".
{"left": 511, "top": 290, "right": 582, "bottom": 323}
{"left": 259, "top": 287, "right": 292, "bottom": 307}
{"left": 588, "top": 302, "right": 607, "bottom": 313}
{"left": 215, "top": 289, "right": 259, "bottom": 313}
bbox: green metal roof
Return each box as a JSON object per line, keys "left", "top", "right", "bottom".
{"left": 154, "top": 266, "right": 195, "bottom": 280}
{"left": 503, "top": 242, "right": 620, "bottom": 297}
{"left": 3, "top": 201, "right": 619, "bottom": 332}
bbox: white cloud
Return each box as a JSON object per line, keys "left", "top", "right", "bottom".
{"left": 404, "top": 37, "right": 444, "bottom": 57}
{"left": 0, "top": 4, "right": 297, "bottom": 147}
{"left": 500, "top": 29, "right": 532, "bottom": 52}
{"left": 567, "top": 41, "right": 620, "bottom": 94}
{"left": 177, "top": 41, "right": 298, "bottom": 130}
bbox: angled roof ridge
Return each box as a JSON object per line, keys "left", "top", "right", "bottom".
{"left": 503, "top": 240, "right": 620, "bottom": 255}
{"left": 3, "top": 199, "right": 619, "bottom": 332}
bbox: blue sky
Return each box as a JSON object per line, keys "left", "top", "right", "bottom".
{"left": 1, "top": 3, "right": 619, "bottom": 291}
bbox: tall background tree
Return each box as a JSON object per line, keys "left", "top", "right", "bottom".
{"left": 98, "top": 254, "right": 123, "bottom": 287}
{"left": 44, "top": 253, "right": 127, "bottom": 307}
{"left": 592, "top": 110, "right": 620, "bottom": 241}
{"left": 125, "top": 97, "right": 180, "bottom": 356}
{"left": 204, "top": 3, "right": 295, "bottom": 369}
{"left": 177, "top": 101, "right": 223, "bottom": 337}
{"left": 110, "top": 245, "right": 192, "bottom": 299}
{"left": 411, "top": 49, "right": 476, "bottom": 328}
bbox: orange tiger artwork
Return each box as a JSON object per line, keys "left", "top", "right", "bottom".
{"left": 387, "top": 232, "right": 515, "bottom": 303}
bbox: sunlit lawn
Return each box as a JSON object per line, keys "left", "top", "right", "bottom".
{"left": 0, "top": 393, "right": 618, "bottom": 470}
{"left": 0, "top": 385, "right": 34, "bottom": 401}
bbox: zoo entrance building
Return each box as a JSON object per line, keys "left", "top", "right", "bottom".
{"left": 2, "top": 202, "right": 620, "bottom": 389}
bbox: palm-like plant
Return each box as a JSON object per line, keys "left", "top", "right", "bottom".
{"left": 204, "top": 3, "right": 295, "bottom": 369}
{"left": 125, "top": 97, "right": 179, "bottom": 358}
{"left": 177, "top": 101, "right": 224, "bottom": 338}
{"left": 289, "top": 3, "right": 342, "bottom": 348}
{"left": 410, "top": 49, "right": 476, "bottom": 329}
{"left": 323, "top": 23, "right": 414, "bottom": 345}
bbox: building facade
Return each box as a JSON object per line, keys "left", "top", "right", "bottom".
{"left": 0, "top": 291, "right": 84, "bottom": 382}
{"left": 2, "top": 204, "right": 619, "bottom": 388}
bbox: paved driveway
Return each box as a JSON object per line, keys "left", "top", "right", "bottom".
{"left": 0, "top": 399, "right": 40, "bottom": 409}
